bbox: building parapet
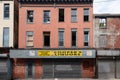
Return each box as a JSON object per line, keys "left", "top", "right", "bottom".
{"left": 19, "top": 0, "right": 93, "bottom": 4}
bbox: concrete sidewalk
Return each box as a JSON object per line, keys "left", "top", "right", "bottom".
{"left": 16, "top": 78, "right": 120, "bottom": 80}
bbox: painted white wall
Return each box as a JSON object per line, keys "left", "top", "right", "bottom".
{"left": 0, "top": 1, "right": 14, "bottom": 47}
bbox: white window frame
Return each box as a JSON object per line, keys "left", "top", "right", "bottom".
{"left": 43, "top": 10, "right": 50, "bottom": 23}
{"left": 71, "top": 8, "right": 77, "bottom": 22}
{"left": 58, "top": 29, "right": 64, "bottom": 47}
{"left": 84, "top": 29, "right": 90, "bottom": 47}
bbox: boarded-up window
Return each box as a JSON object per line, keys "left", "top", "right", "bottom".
{"left": 26, "top": 31, "right": 34, "bottom": 47}
{"left": 99, "top": 35, "right": 107, "bottom": 48}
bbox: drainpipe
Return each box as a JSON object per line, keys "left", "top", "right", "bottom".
{"left": 113, "top": 56, "right": 117, "bottom": 79}
{"left": 7, "top": 58, "right": 12, "bottom": 80}
{"left": 95, "top": 49, "right": 98, "bottom": 78}
{"left": 53, "top": 59, "right": 54, "bottom": 78}
{"left": 115, "top": 56, "right": 116, "bottom": 78}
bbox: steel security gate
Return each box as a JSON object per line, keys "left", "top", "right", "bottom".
{"left": 42, "top": 59, "right": 81, "bottom": 78}
{"left": 54, "top": 59, "right": 81, "bottom": 78}
{"left": 98, "top": 59, "right": 115, "bottom": 78}
{"left": 116, "top": 57, "right": 120, "bottom": 78}
{"left": 42, "top": 59, "right": 54, "bottom": 78}
{"left": 0, "top": 59, "right": 8, "bottom": 80}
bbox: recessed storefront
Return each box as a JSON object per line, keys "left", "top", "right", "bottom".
{"left": 10, "top": 49, "right": 96, "bottom": 79}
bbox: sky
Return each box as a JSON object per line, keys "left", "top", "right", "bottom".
{"left": 93, "top": 0, "right": 120, "bottom": 14}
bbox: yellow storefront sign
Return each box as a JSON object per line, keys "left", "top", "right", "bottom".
{"left": 38, "top": 50, "right": 82, "bottom": 56}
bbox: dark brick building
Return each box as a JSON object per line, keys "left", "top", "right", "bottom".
{"left": 94, "top": 14, "right": 120, "bottom": 49}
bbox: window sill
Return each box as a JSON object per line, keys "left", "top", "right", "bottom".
{"left": 26, "top": 46, "right": 34, "bottom": 49}
{"left": 84, "top": 46, "right": 90, "bottom": 48}
{"left": 4, "top": 18, "right": 10, "bottom": 20}
{"left": 43, "top": 22, "right": 50, "bottom": 24}
{"left": 84, "top": 21, "right": 90, "bottom": 22}
{"left": 43, "top": 46, "right": 50, "bottom": 48}
{"left": 71, "top": 21, "right": 77, "bottom": 23}
{"left": 58, "top": 46, "right": 64, "bottom": 48}
{"left": 27, "top": 22, "right": 34, "bottom": 24}
{"left": 71, "top": 46, "right": 77, "bottom": 48}
{"left": 59, "top": 21, "right": 64, "bottom": 23}
{"left": 99, "top": 27, "right": 107, "bottom": 29}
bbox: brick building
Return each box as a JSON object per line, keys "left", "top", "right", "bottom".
{"left": 0, "top": 0, "right": 18, "bottom": 79}
{"left": 94, "top": 14, "right": 120, "bottom": 48}
{"left": 94, "top": 14, "right": 120, "bottom": 79}
{"left": 10, "top": 0, "right": 96, "bottom": 79}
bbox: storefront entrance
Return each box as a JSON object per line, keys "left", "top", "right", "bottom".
{"left": 54, "top": 59, "right": 81, "bottom": 78}
{"left": 10, "top": 49, "right": 96, "bottom": 79}
{"left": 26, "top": 62, "right": 34, "bottom": 78}
{"left": 42, "top": 59, "right": 81, "bottom": 78}
{"left": 42, "top": 58, "right": 95, "bottom": 78}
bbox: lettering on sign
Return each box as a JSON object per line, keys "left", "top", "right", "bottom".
{"left": 38, "top": 50, "right": 82, "bottom": 56}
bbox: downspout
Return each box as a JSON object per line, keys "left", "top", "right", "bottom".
{"left": 95, "top": 49, "right": 98, "bottom": 78}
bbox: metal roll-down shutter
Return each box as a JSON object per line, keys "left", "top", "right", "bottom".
{"left": 98, "top": 59, "right": 115, "bottom": 78}
{"left": 42, "top": 59, "right": 81, "bottom": 78}
{"left": 0, "top": 59, "right": 8, "bottom": 80}
{"left": 54, "top": 59, "right": 81, "bottom": 78}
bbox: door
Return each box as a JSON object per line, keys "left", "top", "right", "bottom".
{"left": 26, "top": 62, "right": 34, "bottom": 78}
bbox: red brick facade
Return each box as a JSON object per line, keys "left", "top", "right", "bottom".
{"left": 13, "top": 59, "right": 43, "bottom": 79}
{"left": 12, "top": 0, "right": 95, "bottom": 79}
{"left": 13, "top": 59, "right": 26, "bottom": 79}
{"left": 34, "top": 60, "right": 43, "bottom": 79}
{"left": 82, "top": 59, "right": 95, "bottom": 78}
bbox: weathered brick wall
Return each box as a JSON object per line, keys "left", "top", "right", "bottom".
{"left": 82, "top": 59, "right": 95, "bottom": 78}
{"left": 13, "top": 59, "right": 43, "bottom": 79}
{"left": 94, "top": 16, "right": 120, "bottom": 48}
{"left": 107, "top": 18, "right": 120, "bottom": 48}
{"left": 13, "top": 59, "right": 26, "bottom": 79}
{"left": 34, "top": 60, "right": 43, "bottom": 79}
